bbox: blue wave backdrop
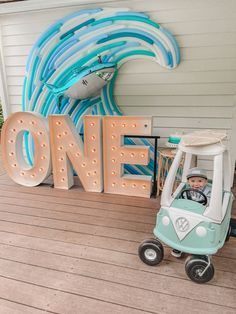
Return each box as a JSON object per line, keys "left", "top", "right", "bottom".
{"left": 22, "top": 8, "right": 180, "bottom": 176}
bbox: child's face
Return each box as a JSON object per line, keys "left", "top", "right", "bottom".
{"left": 188, "top": 176, "right": 207, "bottom": 189}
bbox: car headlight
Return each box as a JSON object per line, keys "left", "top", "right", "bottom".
{"left": 162, "top": 216, "right": 170, "bottom": 226}
{"left": 196, "top": 226, "right": 207, "bottom": 237}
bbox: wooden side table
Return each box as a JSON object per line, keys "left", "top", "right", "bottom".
{"left": 157, "top": 148, "right": 184, "bottom": 195}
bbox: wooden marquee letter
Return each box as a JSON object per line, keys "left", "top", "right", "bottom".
{"left": 49, "top": 115, "right": 103, "bottom": 191}
{"left": 103, "top": 116, "right": 152, "bottom": 198}
{"left": 1, "top": 112, "right": 51, "bottom": 186}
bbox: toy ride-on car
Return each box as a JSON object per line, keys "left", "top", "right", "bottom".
{"left": 138, "top": 132, "right": 235, "bottom": 284}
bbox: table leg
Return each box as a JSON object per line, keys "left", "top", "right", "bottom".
{"left": 151, "top": 138, "right": 158, "bottom": 197}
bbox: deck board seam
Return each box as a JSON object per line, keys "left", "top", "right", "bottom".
{"left": 0, "top": 219, "right": 235, "bottom": 259}
{"left": 0, "top": 183, "right": 158, "bottom": 209}
{"left": 0, "top": 296, "right": 59, "bottom": 314}
{"left": 0, "top": 245, "right": 235, "bottom": 291}
{"left": 0, "top": 218, "right": 146, "bottom": 243}
{"left": 0, "top": 190, "right": 156, "bottom": 213}
{"left": 0, "top": 197, "right": 155, "bottom": 219}
{"left": 0, "top": 272, "right": 235, "bottom": 312}
{"left": 0, "top": 209, "right": 154, "bottom": 232}
{"left": 0, "top": 255, "right": 236, "bottom": 305}
{"left": 0, "top": 231, "right": 235, "bottom": 276}
{"left": 0, "top": 274, "right": 159, "bottom": 314}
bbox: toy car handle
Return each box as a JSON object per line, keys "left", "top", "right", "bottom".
{"left": 180, "top": 188, "right": 208, "bottom": 206}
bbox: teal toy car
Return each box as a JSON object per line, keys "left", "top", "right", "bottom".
{"left": 138, "top": 134, "right": 235, "bottom": 283}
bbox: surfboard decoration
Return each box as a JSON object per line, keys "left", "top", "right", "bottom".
{"left": 23, "top": 7, "right": 180, "bottom": 175}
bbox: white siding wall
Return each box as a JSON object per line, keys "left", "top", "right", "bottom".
{"left": 0, "top": 0, "right": 236, "bottom": 175}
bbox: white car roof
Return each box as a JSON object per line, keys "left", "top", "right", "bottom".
{"left": 178, "top": 131, "right": 227, "bottom": 156}
{"left": 179, "top": 142, "right": 226, "bottom": 156}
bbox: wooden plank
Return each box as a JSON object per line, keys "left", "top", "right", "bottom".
{"left": 6, "top": 59, "right": 236, "bottom": 78}
{"left": 0, "top": 172, "right": 233, "bottom": 312}
{"left": 0, "top": 171, "right": 5, "bottom": 177}
{"left": 9, "top": 104, "right": 234, "bottom": 119}
{"left": 0, "top": 8, "right": 74, "bottom": 26}
{"left": 8, "top": 86, "right": 22, "bottom": 96}
{"left": 116, "top": 95, "right": 234, "bottom": 107}
{"left": 153, "top": 117, "right": 231, "bottom": 129}
{"left": 8, "top": 71, "right": 236, "bottom": 86}
{"left": 0, "top": 252, "right": 234, "bottom": 313}
{"left": 2, "top": 22, "right": 55, "bottom": 36}
{"left": 6, "top": 76, "right": 24, "bottom": 86}
{"left": 22, "top": 3, "right": 236, "bottom": 25}
{"left": 0, "top": 218, "right": 138, "bottom": 254}
{"left": 161, "top": 19, "right": 236, "bottom": 35}
{"left": 117, "top": 71, "right": 236, "bottom": 84}
{"left": 0, "top": 198, "right": 234, "bottom": 262}
{"left": 147, "top": 7, "right": 236, "bottom": 24}
{"left": 4, "top": 56, "right": 26, "bottom": 67}
{"left": 6, "top": 67, "right": 25, "bottom": 77}
{"left": 122, "top": 106, "right": 233, "bottom": 118}
{"left": 3, "top": 32, "right": 236, "bottom": 55}
{"left": 176, "top": 33, "right": 236, "bottom": 48}
{"left": 0, "top": 187, "right": 156, "bottom": 217}
{"left": 152, "top": 127, "right": 229, "bottom": 138}
{"left": 3, "top": 45, "right": 31, "bottom": 57}
{"left": 9, "top": 95, "right": 22, "bottom": 105}
{"left": 0, "top": 298, "right": 47, "bottom": 314}
{"left": 0, "top": 227, "right": 235, "bottom": 277}
{"left": 0, "top": 243, "right": 235, "bottom": 308}
{"left": 9, "top": 104, "right": 21, "bottom": 113}
{"left": 0, "top": 276, "right": 144, "bottom": 314}
{"left": 119, "top": 59, "right": 236, "bottom": 73}
{"left": 8, "top": 93, "right": 235, "bottom": 107}
{"left": 4, "top": 48, "right": 236, "bottom": 68}
{"left": 0, "top": 182, "right": 158, "bottom": 209}
{"left": 0, "top": 0, "right": 129, "bottom": 16}
{"left": 0, "top": 210, "right": 150, "bottom": 244}
{"left": 114, "top": 83, "right": 236, "bottom": 96}
{"left": 0, "top": 194, "right": 155, "bottom": 223}
{"left": 0, "top": 202, "right": 153, "bottom": 234}
{"left": 1, "top": 3, "right": 236, "bottom": 28}
{"left": 0, "top": 25, "right": 10, "bottom": 118}
{"left": 9, "top": 58, "right": 236, "bottom": 78}
{"left": 180, "top": 46, "right": 236, "bottom": 60}
{"left": 8, "top": 0, "right": 236, "bottom": 13}
{"left": 7, "top": 74, "right": 236, "bottom": 102}
{"left": 2, "top": 33, "right": 43, "bottom": 46}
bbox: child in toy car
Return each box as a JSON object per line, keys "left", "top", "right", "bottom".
{"left": 138, "top": 131, "right": 234, "bottom": 284}
{"left": 172, "top": 167, "right": 211, "bottom": 258}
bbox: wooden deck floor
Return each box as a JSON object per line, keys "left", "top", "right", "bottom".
{"left": 0, "top": 148, "right": 235, "bottom": 313}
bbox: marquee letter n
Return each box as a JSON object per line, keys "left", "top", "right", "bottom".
{"left": 49, "top": 115, "right": 103, "bottom": 192}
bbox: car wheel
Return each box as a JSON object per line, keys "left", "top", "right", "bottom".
{"left": 185, "top": 255, "right": 214, "bottom": 284}
{"left": 225, "top": 224, "right": 231, "bottom": 242}
{"left": 138, "top": 239, "right": 164, "bottom": 266}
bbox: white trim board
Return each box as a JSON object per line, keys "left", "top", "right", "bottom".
{"left": 0, "top": 0, "right": 120, "bottom": 15}
{"left": 0, "top": 24, "right": 9, "bottom": 118}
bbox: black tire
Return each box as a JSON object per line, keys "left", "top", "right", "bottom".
{"left": 138, "top": 239, "right": 164, "bottom": 266}
{"left": 185, "top": 255, "right": 214, "bottom": 284}
{"left": 225, "top": 218, "right": 236, "bottom": 242}
{"left": 225, "top": 224, "right": 231, "bottom": 242}
{"left": 229, "top": 218, "right": 236, "bottom": 238}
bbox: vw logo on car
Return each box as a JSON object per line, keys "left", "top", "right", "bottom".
{"left": 175, "top": 217, "right": 190, "bottom": 232}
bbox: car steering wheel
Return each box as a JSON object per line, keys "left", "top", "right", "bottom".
{"left": 180, "top": 188, "right": 208, "bottom": 206}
